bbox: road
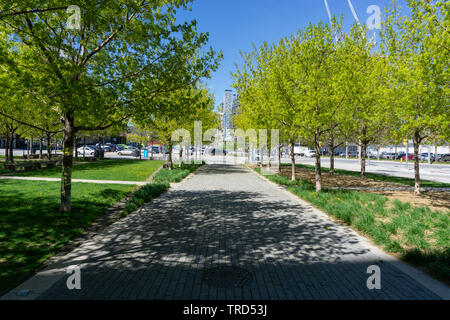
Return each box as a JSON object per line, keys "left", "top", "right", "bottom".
{"left": 292, "top": 157, "right": 450, "bottom": 184}
{"left": 2, "top": 148, "right": 449, "bottom": 184}
{"left": 2, "top": 164, "right": 447, "bottom": 300}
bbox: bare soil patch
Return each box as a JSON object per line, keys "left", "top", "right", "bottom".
{"left": 280, "top": 166, "right": 450, "bottom": 212}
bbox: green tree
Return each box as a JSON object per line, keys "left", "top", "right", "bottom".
{"left": 0, "top": 1, "right": 221, "bottom": 211}
{"left": 381, "top": 0, "right": 449, "bottom": 194}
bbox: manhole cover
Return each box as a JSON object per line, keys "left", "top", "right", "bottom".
{"left": 203, "top": 266, "right": 253, "bottom": 288}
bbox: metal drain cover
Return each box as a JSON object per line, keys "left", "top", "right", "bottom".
{"left": 203, "top": 266, "right": 252, "bottom": 288}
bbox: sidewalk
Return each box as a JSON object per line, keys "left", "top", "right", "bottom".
{"left": 2, "top": 164, "right": 448, "bottom": 300}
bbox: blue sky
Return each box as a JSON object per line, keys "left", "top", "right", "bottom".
{"left": 177, "top": 0, "right": 405, "bottom": 106}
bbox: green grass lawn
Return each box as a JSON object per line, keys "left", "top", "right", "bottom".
{"left": 0, "top": 180, "right": 137, "bottom": 293}
{"left": 2, "top": 159, "right": 165, "bottom": 181}
{"left": 0, "top": 161, "right": 203, "bottom": 294}
{"left": 283, "top": 163, "right": 450, "bottom": 188}
{"left": 255, "top": 168, "right": 450, "bottom": 284}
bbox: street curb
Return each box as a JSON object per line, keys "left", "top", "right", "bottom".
{"left": 247, "top": 165, "right": 450, "bottom": 300}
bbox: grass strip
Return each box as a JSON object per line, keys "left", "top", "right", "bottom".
{"left": 1, "top": 159, "right": 165, "bottom": 182}
{"left": 255, "top": 167, "right": 449, "bottom": 284}
{"left": 123, "top": 162, "right": 204, "bottom": 215}
{"left": 0, "top": 180, "right": 137, "bottom": 293}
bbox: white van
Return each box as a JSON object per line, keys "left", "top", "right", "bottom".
{"left": 304, "top": 149, "right": 316, "bottom": 157}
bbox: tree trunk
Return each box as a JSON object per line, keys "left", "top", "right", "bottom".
{"left": 4, "top": 133, "right": 9, "bottom": 163}
{"left": 150, "top": 141, "right": 153, "bottom": 160}
{"left": 60, "top": 114, "right": 75, "bottom": 212}
{"left": 361, "top": 142, "right": 367, "bottom": 179}
{"left": 9, "top": 133, "right": 14, "bottom": 163}
{"left": 46, "top": 133, "right": 52, "bottom": 160}
{"left": 413, "top": 132, "right": 421, "bottom": 195}
{"left": 290, "top": 141, "right": 295, "bottom": 181}
{"left": 259, "top": 147, "right": 263, "bottom": 169}
{"left": 83, "top": 136, "right": 86, "bottom": 158}
{"left": 179, "top": 146, "right": 183, "bottom": 167}
{"left": 39, "top": 137, "right": 43, "bottom": 159}
{"left": 329, "top": 135, "right": 335, "bottom": 175}
{"left": 345, "top": 141, "right": 348, "bottom": 159}
{"left": 434, "top": 143, "right": 437, "bottom": 162}
{"left": 277, "top": 144, "right": 282, "bottom": 173}
{"left": 74, "top": 136, "right": 78, "bottom": 160}
{"left": 168, "top": 142, "right": 173, "bottom": 170}
{"left": 27, "top": 138, "right": 31, "bottom": 159}
{"left": 314, "top": 130, "right": 322, "bottom": 192}
{"left": 186, "top": 145, "right": 190, "bottom": 164}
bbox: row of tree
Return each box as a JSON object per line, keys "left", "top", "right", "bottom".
{"left": 0, "top": 0, "right": 222, "bottom": 212}
{"left": 232, "top": 0, "right": 449, "bottom": 195}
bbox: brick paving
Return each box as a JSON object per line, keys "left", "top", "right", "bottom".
{"left": 30, "top": 164, "right": 444, "bottom": 299}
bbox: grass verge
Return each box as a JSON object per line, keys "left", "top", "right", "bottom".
{"left": 122, "top": 162, "right": 204, "bottom": 215}
{"left": 1, "top": 159, "right": 165, "bottom": 181}
{"left": 0, "top": 180, "right": 137, "bottom": 293}
{"left": 255, "top": 168, "right": 449, "bottom": 284}
{"left": 0, "top": 162, "right": 204, "bottom": 294}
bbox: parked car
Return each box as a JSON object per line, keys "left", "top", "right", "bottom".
{"left": 380, "top": 152, "right": 396, "bottom": 159}
{"left": 307, "top": 149, "right": 316, "bottom": 157}
{"left": 419, "top": 153, "right": 435, "bottom": 161}
{"left": 151, "top": 146, "right": 160, "bottom": 154}
{"left": 117, "top": 147, "right": 139, "bottom": 156}
{"left": 77, "top": 146, "right": 96, "bottom": 156}
{"left": 209, "top": 148, "right": 227, "bottom": 156}
{"left": 400, "top": 154, "right": 414, "bottom": 160}
{"left": 438, "top": 154, "right": 450, "bottom": 162}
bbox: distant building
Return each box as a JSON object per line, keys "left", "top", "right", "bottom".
{"left": 222, "top": 89, "right": 239, "bottom": 138}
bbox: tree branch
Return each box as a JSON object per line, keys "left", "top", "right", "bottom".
{"left": 0, "top": 7, "right": 69, "bottom": 18}
{"left": 0, "top": 111, "right": 63, "bottom": 134}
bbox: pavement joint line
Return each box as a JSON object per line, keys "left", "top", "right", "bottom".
{"left": 0, "top": 176, "right": 146, "bottom": 185}
{"left": 246, "top": 165, "right": 450, "bottom": 300}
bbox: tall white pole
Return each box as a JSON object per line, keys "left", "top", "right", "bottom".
{"left": 347, "top": 0, "right": 361, "bottom": 26}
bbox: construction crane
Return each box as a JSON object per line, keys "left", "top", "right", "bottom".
{"left": 324, "top": 0, "right": 361, "bottom": 25}
{"left": 323, "top": 0, "right": 376, "bottom": 43}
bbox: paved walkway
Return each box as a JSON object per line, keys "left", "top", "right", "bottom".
{"left": 0, "top": 176, "right": 146, "bottom": 185}
{"left": 3, "top": 165, "right": 449, "bottom": 300}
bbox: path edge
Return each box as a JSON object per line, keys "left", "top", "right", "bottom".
{"left": 246, "top": 165, "right": 450, "bottom": 300}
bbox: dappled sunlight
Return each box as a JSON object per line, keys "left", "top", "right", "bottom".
{"left": 27, "top": 165, "right": 442, "bottom": 299}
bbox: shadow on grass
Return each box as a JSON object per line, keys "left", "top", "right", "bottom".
{"left": 0, "top": 179, "right": 134, "bottom": 293}
{"left": 5, "top": 159, "right": 164, "bottom": 180}
{"left": 255, "top": 168, "right": 450, "bottom": 285}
